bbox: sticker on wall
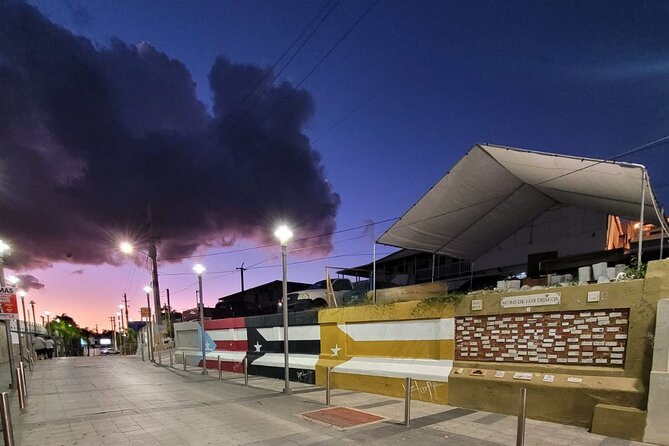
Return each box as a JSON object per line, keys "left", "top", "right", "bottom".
{"left": 513, "top": 372, "right": 533, "bottom": 380}
{"left": 587, "top": 291, "right": 601, "bottom": 303}
{"left": 567, "top": 377, "right": 583, "bottom": 383}
{"left": 542, "top": 374, "right": 555, "bottom": 383}
{"left": 471, "top": 299, "right": 483, "bottom": 311}
{"left": 494, "top": 370, "right": 505, "bottom": 378}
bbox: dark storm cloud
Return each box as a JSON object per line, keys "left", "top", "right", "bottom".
{"left": 0, "top": 1, "right": 339, "bottom": 268}
{"left": 16, "top": 274, "right": 45, "bottom": 291}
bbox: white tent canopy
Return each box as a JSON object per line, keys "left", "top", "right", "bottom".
{"left": 378, "top": 144, "right": 668, "bottom": 261}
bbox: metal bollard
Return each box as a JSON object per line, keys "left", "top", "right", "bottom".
{"left": 404, "top": 377, "right": 412, "bottom": 426}
{"left": 183, "top": 351, "right": 187, "bottom": 371}
{"left": 158, "top": 350, "right": 162, "bottom": 365}
{"left": 325, "top": 367, "right": 331, "bottom": 405}
{"left": 16, "top": 369, "right": 25, "bottom": 412}
{"left": 218, "top": 356, "right": 222, "bottom": 380}
{"left": 244, "top": 357, "right": 248, "bottom": 387}
{"left": 0, "top": 392, "right": 15, "bottom": 445}
{"left": 141, "top": 344, "right": 145, "bottom": 361}
{"left": 516, "top": 388, "right": 527, "bottom": 446}
{"left": 19, "top": 362, "right": 27, "bottom": 398}
{"left": 169, "top": 350, "right": 173, "bottom": 367}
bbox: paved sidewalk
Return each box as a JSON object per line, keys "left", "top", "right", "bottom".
{"left": 11, "top": 355, "right": 652, "bottom": 446}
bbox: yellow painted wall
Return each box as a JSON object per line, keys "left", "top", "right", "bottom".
{"left": 317, "top": 300, "right": 455, "bottom": 404}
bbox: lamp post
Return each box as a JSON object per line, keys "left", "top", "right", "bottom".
{"left": 118, "top": 304, "right": 125, "bottom": 354}
{"left": 143, "top": 285, "right": 154, "bottom": 362}
{"left": 116, "top": 311, "right": 122, "bottom": 353}
{"left": 0, "top": 241, "right": 16, "bottom": 389}
{"left": 29, "top": 300, "right": 36, "bottom": 335}
{"left": 8, "top": 277, "right": 25, "bottom": 363}
{"left": 45, "top": 310, "right": 51, "bottom": 334}
{"left": 193, "top": 264, "right": 207, "bottom": 375}
{"left": 17, "top": 288, "right": 31, "bottom": 360}
{"left": 275, "top": 225, "right": 293, "bottom": 394}
{"left": 120, "top": 241, "right": 162, "bottom": 325}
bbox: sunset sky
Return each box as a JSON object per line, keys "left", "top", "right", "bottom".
{"left": 2, "top": 0, "right": 668, "bottom": 331}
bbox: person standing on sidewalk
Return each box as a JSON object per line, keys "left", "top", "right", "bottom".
{"left": 45, "top": 337, "right": 55, "bottom": 359}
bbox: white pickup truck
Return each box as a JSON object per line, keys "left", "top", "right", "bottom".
{"left": 285, "top": 278, "right": 353, "bottom": 311}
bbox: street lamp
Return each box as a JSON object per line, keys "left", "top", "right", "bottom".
{"left": 116, "top": 311, "right": 122, "bottom": 352}
{"left": 118, "top": 304, "right": 125, "bottom": 354}
{"left": 29, "top": 300, "right": 36, "bottom": 335}
{"left": 193, "top": 264, "right": 207, "bottom": 375}
{"left": 143, "top": 285, "right": 154, "bottom": 361}
{"left": 0, "top": 240, "right": 16, "bottom": 388}
{"left": 274, "top": 225, "right": 293, "bottom": 394}
{"left": 120, "top": 241, "right": 162, "bottom": 325}
{"left": 17, "top": 289, "right": 31, "bottom": 359}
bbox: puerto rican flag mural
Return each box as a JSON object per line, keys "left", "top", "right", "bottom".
{"left": 201, "top": 317, "right": 247, "bottom": 373}
{"left": 194, "top": 311, "right": 319, "bottom": 384}
{"left": 245, "top": 311, "right": 319, "bottom": 384}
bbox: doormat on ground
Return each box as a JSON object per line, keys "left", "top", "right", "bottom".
{"left": 302, "top": 406, "right": 384, "bottom": 428}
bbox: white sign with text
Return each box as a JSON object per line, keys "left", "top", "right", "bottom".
{"left": 500, "top": 292, "right": 561, "bottom": 309}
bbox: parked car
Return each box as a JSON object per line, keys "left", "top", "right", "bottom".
{"left": 341, "top": 280, "right": 399, "bottom": 306}
{"left": 100, "top": 347, "right": 120, "bottom": 355}
{"left": 214, "top": 300, "right": 263, "bottom": 319}
{"left": 285, "top": 278, "right": 353, "bottom": 311}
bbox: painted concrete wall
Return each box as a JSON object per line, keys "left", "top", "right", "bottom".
{"left": 317, "top": 301, "right": 454, "bottom": 404}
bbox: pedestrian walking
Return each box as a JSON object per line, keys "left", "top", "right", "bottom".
{"left": 45, "top": 337, "right": 55, "bottom": 359}
{"left": 33, "top": 335, "right": 46, "bottom": 360}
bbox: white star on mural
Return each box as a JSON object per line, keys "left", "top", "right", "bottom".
{"left": 254, "top": 342, "right": 262, "bottom": 352}
{"left": 330, "top": 344, "right": 341, "bottom": 357}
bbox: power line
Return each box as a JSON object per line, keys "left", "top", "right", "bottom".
{"left": 215, "top": 0, "right": 341, "bottom": 141}
{"left": 250, "top": 0, "right": 380, "bottom": 135}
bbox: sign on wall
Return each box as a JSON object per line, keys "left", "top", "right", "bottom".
{"left": 0, "top": 286, "right": 17, "bottom": 320}
{"left": 500, "top": 292, "right": 561, "bottom": 309}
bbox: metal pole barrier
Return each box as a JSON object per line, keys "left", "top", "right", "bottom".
{"left": 158, "top": 349, "right": 162, "bottom": 365}
{"left": 516, "top": 388, "right": 527, "bottom": 446}
{"left": 19, "top": 362, "right": 26, "bottom": 398}
{"left": 183, "top": 351, "right": 187, "bottom": 371}
{"left": 16, "top": 369, "right": 25, "bottom": 411}
{"left": 218, "top": 355, "right": 221, "bottom": 380}
{"left": 326, "top": 367, "right": 331, "bottom": 406}
{"left": 404, "top": 377, "right": 412, "bottom": 426}
{"left": 169, "top": 349, "right": 173, "bottom": 367}
{"left": 0, "top": 392, "right": 15, "bottom": 445}
{"left": 244, "top": 357, "right": 248, "bottom": 387}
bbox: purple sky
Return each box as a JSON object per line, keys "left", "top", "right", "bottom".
{"left": 2, "top": 0, "right": 669, "bottom": 330}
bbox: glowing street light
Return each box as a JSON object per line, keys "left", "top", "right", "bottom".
{"left": 143, "top": 285, "right": 154, "bottom": 361}
{"left": 120, "top": 240, "right": 163, "bottom": 325}
{"left": 275, "top": 225, "right": 293, "bottom": 394}
{"left": 193, "top": 264, "right": 207, "bottom": 375}
{"left": 119, "top": 241, "right": 134, "bottom": 255}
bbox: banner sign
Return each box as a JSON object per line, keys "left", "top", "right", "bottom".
{"left": 0, "top": 286, "right": 18, "bottom": 320}
{"left": 140, "top": 307, "right": 149, "bottom": 318}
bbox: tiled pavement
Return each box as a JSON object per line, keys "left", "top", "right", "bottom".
{"left": 6, "top": 355, "right": 654, "bottom": 446}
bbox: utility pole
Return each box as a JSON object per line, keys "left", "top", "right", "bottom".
{"left": 109, "top": 316, "right": 117, "bottom": 350}
{"left": 237, "top": 264, "right": 247, "bottom": 301}
{"left": 147, "top": 205, "right": 162, "bottom": 325}
{"left": 123, "top": 293, "right": 129, "bottom": 348}
{"left": 29, "top": 300, "right": 36, "bottom": 335}
{"left": 166, "top": 288, "right": 172, "bottom": 338}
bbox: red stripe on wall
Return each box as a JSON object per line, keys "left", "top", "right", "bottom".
{"left": 214, "top": 340, "right": 247, "bottom": 351}
{"left": 200, "top": 358, "right": 245, "bottom": 373}
{"left": 205, "top": 317, "right": 246, "bottom": 330}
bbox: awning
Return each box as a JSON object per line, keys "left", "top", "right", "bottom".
{"left": 378, "top": 144, "right": 667, "bottom": 260}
